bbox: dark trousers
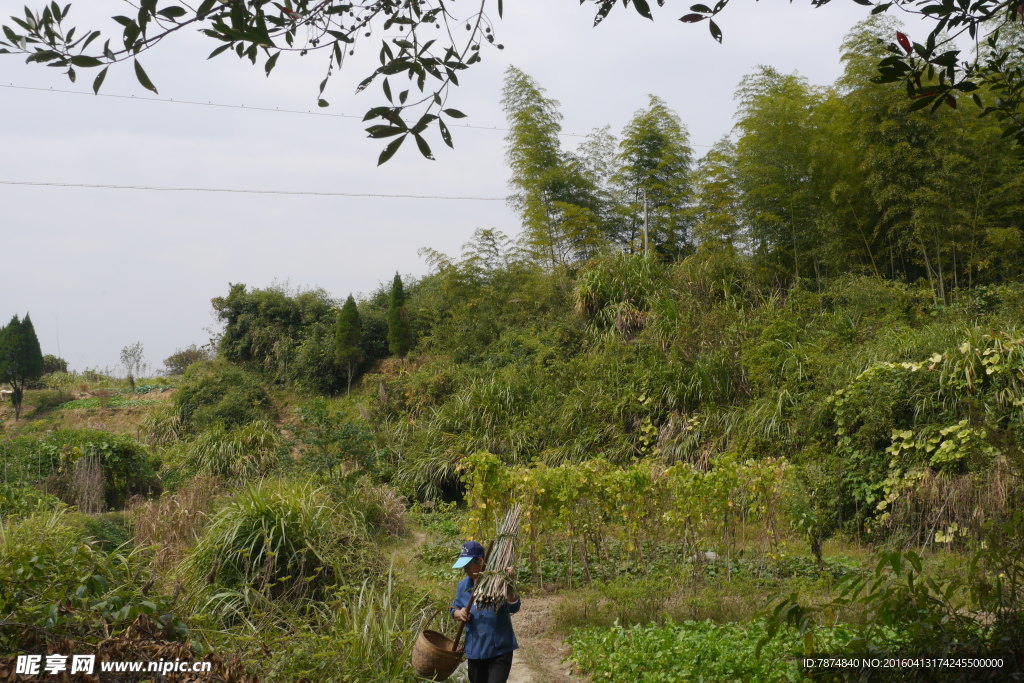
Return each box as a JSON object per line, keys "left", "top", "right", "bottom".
{"left": 467, "top": 650, "right": 513, "bottom": 683}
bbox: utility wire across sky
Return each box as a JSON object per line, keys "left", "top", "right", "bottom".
{"left": 0, "top": 82, "right": 716, "bottom": 147}
{"left": 0, "top": 179, "right": 509, "bottom": 200}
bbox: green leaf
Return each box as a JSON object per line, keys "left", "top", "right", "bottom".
{"left": 157, "top": 6, "right": 188, "bottom": 19}
{"left": 632, "top": 0, "right": 653, "bottom": 20}
{"left": 442, "top": 108, "right": 466, "bottom": 118}
{"left": 438, "top": 119, "right": 453, "bottom": 148}
{"left": 208, "top": 43, "right": 231, "bottom": 59}
{"left": 708, "top": 19, "right": 722, "bottom": 43}
{"left": 26, "top": 50, "right": 60, "bottom": 64}
{"left": 264, "top": 51, "right": 279, "bottom": 76}
{"left": 318, "top": 98, "right": 329, "bottom": 107}
{"left": 414, "top": 133, "right": 434, "bottom": 160}
{"left": 197, "top": 0, "right": 217, "bottom": 18}
{"left": 133, "top": 58, "right": 158, "bottom": 93}
{"left": 377, "top": 134, "right": 405, "bottom": 165}
{"left": 70, "top": 55, "right": 103, "bottom": 67}
{"left": 366, "top": 125, "right": 405, "bottom": 138}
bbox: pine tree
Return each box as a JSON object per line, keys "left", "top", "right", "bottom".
{"left": 0, "top": 313, "right": 44, "bottom": 420}
{"left": 335, "top": 294, "right": 363, "bottom": 393}
{"left": 387, "top": 274, "right": 412, "bottom": 357}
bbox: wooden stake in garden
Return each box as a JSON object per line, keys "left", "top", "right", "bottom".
{"left": 474, "top": 505, "right": 522, "bottom": 610}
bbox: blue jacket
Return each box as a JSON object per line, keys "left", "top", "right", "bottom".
{"left": 450, "top": 575, "right": 520, "bottom": 660}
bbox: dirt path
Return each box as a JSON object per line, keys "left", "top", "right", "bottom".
{"left": 396, "top": 528, "right": 581, "bottom": 682}
{"left": 507, "top": 594, "right": 579, "bottom": 682}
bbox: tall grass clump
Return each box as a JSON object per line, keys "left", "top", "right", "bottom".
{"left": 573, "top": 252, "right": 664, "bottom": 326}
{"left": 175, "top": 420, "right": 284, "bottom": 481}
{"left": 139, "top": 403, "right": 183, "bottom": 446}
{"left": 221, "top": 571, "right": 430, "bottom": 682}
{"left": 180, "top": 479, "right": 373, "bottom": 621}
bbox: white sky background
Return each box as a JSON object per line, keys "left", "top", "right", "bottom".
{"left": 0, "top": 0, "right": 935, "bottom": 373}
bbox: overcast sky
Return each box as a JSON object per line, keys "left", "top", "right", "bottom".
{"left": 0, "top": 1, "right": 932, "bottom": 373}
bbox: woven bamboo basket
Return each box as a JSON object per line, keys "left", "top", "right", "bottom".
{"left": 411, "top": 608, "right": 464, "bottom": 681}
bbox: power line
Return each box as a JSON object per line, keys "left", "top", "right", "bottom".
{"left": 0, "top": 82, "right": 716, "bottom": 147}
{"left": 0, "top": 82, "right": 585, "bottom": 138}
{"left": 0, "top": 179, "right": 508, "bottom": 200}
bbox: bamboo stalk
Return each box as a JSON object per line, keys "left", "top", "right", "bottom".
{"left": 474, "top": 505, "right": 523, "bottom": 610}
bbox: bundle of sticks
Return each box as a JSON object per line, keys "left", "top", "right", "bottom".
{"left": 474, "top": 504, "right": 523, "bottom": 610}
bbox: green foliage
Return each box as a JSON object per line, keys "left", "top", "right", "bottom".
{"left": 569, "top": 618, "right": 859, "bottom": 682}
{"left": 229, "top": 572, "right": 429, "bottom": 682}
{"left": 0, "top": 508, "right": 186, "bottom": 651}
{"left": 573, "top": 252, "right": 664, "bottom": 330}
{"left": 170, "top": 420, "right": 284, "bottom": 482}
{"left": 42, "top": 429, "right": 160, "bottom": 510}
{"left": 175, "top": 360, "right": 275, "bottom": 431}
{"left": 460, "top": 451, "right": 786, "bottom": 588}
{"left": 60, "top": 395, "right": 150, "bottom": 409}
{"left": 82, "top": 511, "right": 132, "bottom": 550}
{"left": 41, "top": 354, "right": 68, "bottom": 375}
{"left": 293, "top": 398, "right": 373, "bottom": 484}
{"left": 762, "top": 548, "right": 1024, "bottom": 672}
{"left": 386, "top": 274, "right": 412, "bottom": 357}
{"left": 212, "top": 283, "right": 352, "bottom": 391}
{"left": 180, "top": 479, "right": 375, "bottom": 622}
{"left": 612, "top": 95, "right": 693, "bottom": 257}
{"left": 502, "top": 66, "right": 604, "bottom": 267}
{"left": 335, "top": 294, "right": 363, "bottom": 393}
{"left": 162, "top": 344, "right": 212, "bottom": 375}
{"left": 0, "top": 482, "right": 63, "bottom": 520}
{"left": 0, "top": 313, "right": 45, "bottom": 420}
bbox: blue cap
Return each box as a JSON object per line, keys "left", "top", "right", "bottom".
{"left": 452, "top": 540, "right": 485, "bottom": 569}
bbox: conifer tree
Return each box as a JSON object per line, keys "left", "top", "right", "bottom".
{"left": 335, "top": 294, "right": 363, "bottom": 393}
{"left": 387, "top": 274, "right": 412, "bottom": 357}
{"left": 0, "top": 313, "right": 44, "bottom": 420}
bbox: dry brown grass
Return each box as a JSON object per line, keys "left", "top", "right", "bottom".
{"left": 127, "top": 475, "right": 223, "bottom": 573}
{"left": 881, "top": 458, "right": 1019, "bottom": 548}
{"left": 71, "top": 454, "right": 106, "bottom": 514}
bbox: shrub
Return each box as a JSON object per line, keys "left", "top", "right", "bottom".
{"left": 180, "top": 479, "right": 374, "bottom": 620}
{"left": 40, "top": 429, "right": 160, "bottom": 510}
{"left": 162, "top": 344, "right": 213, "bottom": 376}
{"left": 573, "top": 252, "right": 664, "bottom": 326}
{"left": 175, "top": 360, "right": 275, "bottom": 431}
{"left": 0, "top": 508, "right": 186, "bottom": 651}
{"left": 0, "top": 482, "right": 63, "bottom": 521}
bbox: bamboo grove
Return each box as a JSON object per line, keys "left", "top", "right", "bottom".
{"left": 502, "top": 16, "right": 1024, "bottom": 302}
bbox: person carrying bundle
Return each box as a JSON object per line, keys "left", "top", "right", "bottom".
{"left": 450, "top": 540, "right": 520, "bottom": 683}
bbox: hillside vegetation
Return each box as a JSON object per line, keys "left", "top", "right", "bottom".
{"left": 3, "top": 17, "right": 1024, "bottom": 681}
